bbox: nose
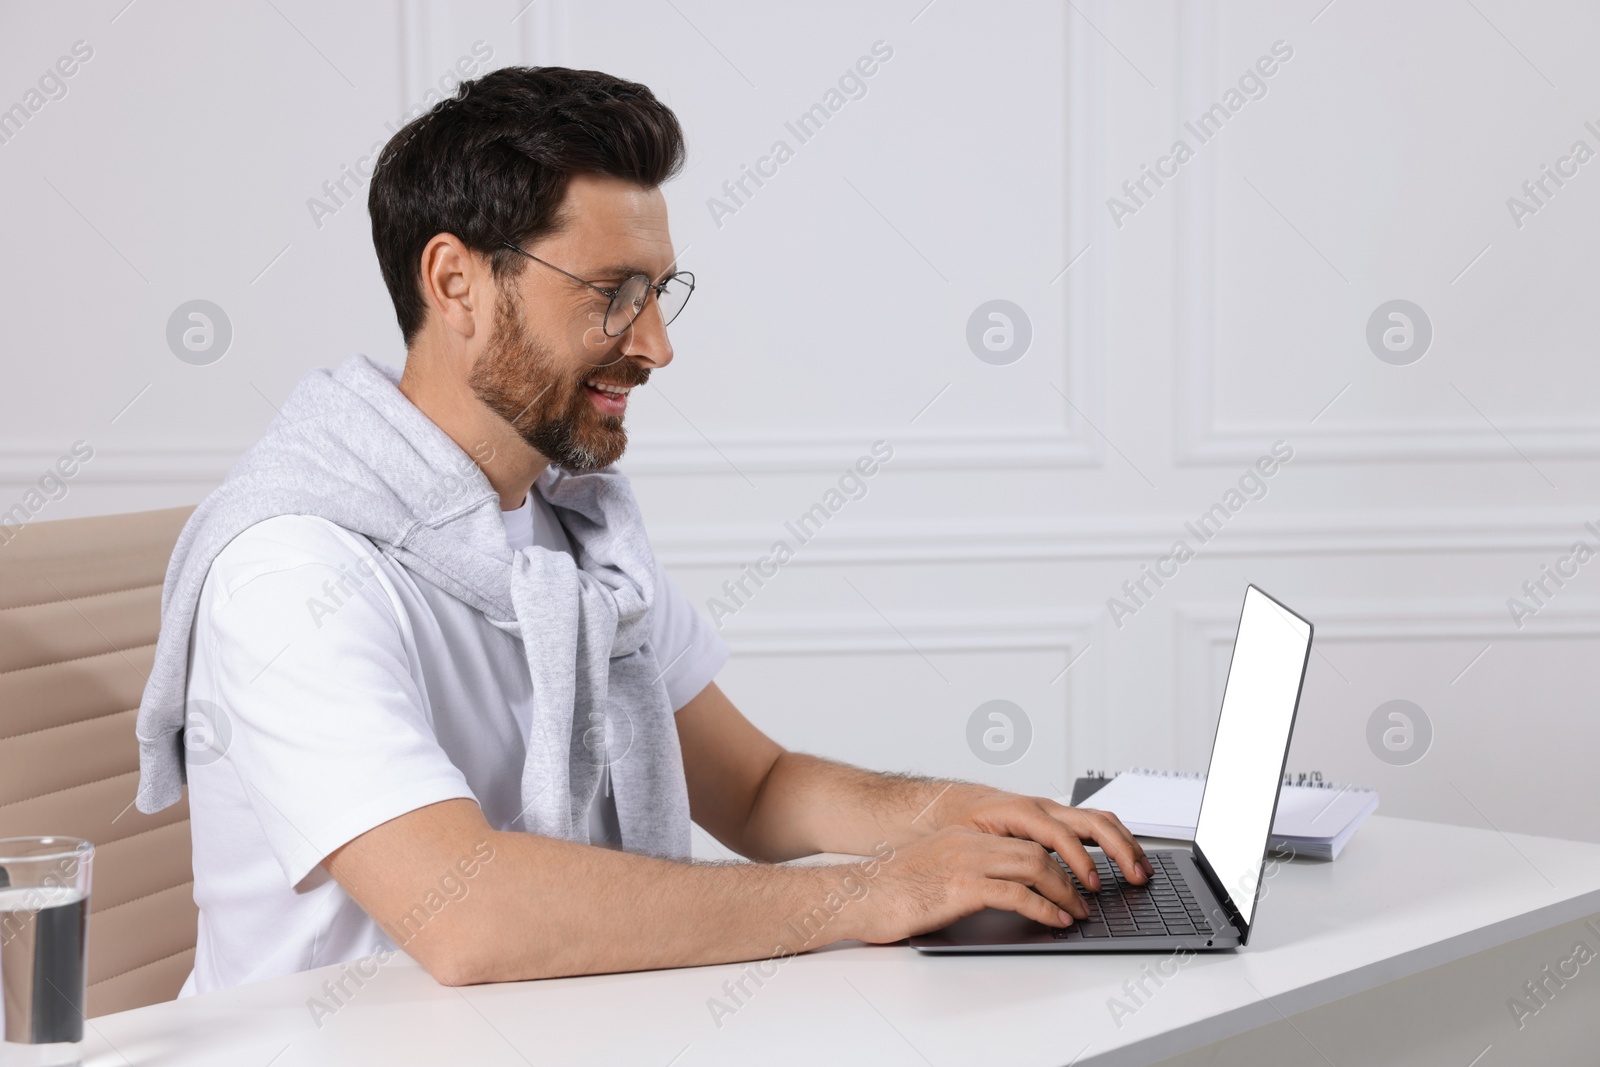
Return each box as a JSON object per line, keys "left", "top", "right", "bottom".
{"left": 618, "top": 291, "right": 674, "bottom": 371}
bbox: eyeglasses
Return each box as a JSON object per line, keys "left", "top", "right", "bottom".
{"left": 500, "top": 242, "right": 695, "bottom": 338}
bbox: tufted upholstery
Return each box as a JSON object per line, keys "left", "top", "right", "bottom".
{"left": 0, "top": 506, "right": 198, "bottom": 1016}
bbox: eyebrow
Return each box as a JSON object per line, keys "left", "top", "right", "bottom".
{"left": 589, "top": 261, "right": 683, "bottom": 282}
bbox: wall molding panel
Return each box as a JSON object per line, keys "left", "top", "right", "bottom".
{"left": 1172, "top": 597, "right": 1600, "bottom": 769}
{"left": 718, "top": 606, "right": 1109, "bottom": 779}
{"left": 651, "top": 509, "right": 1600, "bottom": 568}
{"left": 1168, "top": 2, "right": 1600, "bottom": 466}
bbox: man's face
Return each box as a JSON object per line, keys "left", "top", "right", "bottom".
{"left": 467, "top": 174, "right": 678, "bottom": 472}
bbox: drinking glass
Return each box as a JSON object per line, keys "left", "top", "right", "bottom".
{"left": 0, "top": 838, "right": 93, "bottom": 1067}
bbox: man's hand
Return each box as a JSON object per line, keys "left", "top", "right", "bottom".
{"left": 928, "top": 785, "right": 1154, "bottom": 895}
{"left": 844, "top": 825, "right": 1089, "bottom": 942}
{"left": 672, "top": 681, "right": 1152, "bottom": 936}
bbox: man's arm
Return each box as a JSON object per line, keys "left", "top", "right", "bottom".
{"left": 325, "top": 797, "right": 848, "bottom": 985}
{"left": 324, "top": 796, "right": 1087, "bottom": 985}
{"left": 677, "top": 681, "right": 1154, "bottom": 892}
{"left": 323, "top": 680, "right": 1148, "bottom": 986}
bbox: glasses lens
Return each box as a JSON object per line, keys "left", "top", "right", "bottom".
{"left": 604, "top": 276, "right": 651, "bottom": 337}
{"left": 603, "top": 273, "right": 696, "bottom": 336}
{"left": 658, "top": 272, "right": 694, "bottom": 328}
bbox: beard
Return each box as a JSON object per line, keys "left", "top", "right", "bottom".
{"left": 467, "top": 285, "right": 648, "bottom": 472}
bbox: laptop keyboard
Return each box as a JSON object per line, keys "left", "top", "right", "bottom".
{"left": 1052, "top": 852, "right": 1215, "bottom": 939}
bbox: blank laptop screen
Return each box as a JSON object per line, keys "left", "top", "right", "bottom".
{"left": 1193, "top": 586, "right": 1312, "bottom": 930}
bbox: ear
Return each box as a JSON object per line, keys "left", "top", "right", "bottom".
{"left": 418, "top": 233, "right": 493, "bottom": 341}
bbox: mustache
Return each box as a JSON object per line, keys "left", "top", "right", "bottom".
{"left": 578, "top": 362, "right": 651, "bottom": 388}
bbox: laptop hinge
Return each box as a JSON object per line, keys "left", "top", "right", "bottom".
{"left": 1190, "top": 845, "right": 1251, "bottom": 944}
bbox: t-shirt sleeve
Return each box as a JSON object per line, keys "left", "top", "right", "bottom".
{"left": 649, "top": 558, "right": 729, "bottom": 711}
{"left": 190, "top": 515, "right": 479, "bottom": 889}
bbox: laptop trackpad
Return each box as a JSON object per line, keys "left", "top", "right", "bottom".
{"left": 916, "top": 907, "right": 1056, "bottom": 947}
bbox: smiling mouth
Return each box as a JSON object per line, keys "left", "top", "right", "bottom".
{"left": 583, "top": 377, "right": 634, "bottom": 413}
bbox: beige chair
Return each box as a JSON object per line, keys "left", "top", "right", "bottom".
{"left": 0, "top": 506, "right": 199, "bottom": 1016}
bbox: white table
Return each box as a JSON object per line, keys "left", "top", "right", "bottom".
{"left": 77, "top": 816, "right": 1600, "bottom": 1066}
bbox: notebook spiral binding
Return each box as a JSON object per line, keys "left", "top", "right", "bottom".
{"left": 1090, "top": 768, "right": 1377, "bottom": 793}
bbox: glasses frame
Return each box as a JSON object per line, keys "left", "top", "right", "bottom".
{"left": 500, "top": 242, "right": 694, "bottom": 338}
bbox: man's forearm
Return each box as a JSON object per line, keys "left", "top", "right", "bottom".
{"left": 402, "top": 821, "right": 876, "bottom": 985}
{"left": 331, "top": 792, "right": 1132, "bottom": 988}
{"left": 740, "top": 751, "right": 997, "bottom": 861}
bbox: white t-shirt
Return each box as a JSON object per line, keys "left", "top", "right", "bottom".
{"left": 177, "top": 492, "right": 727, "bottom": 996}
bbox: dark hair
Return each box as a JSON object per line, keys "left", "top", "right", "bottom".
{"left": 368, "top": 65, "right": 686, "bottom": 347}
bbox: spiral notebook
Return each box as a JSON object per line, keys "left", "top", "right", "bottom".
{"left": 1067, "top": 768, "right": 1379, "bottom": 861}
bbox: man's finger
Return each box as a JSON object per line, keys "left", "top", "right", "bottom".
{"left": 980, "top": 879, "right": 1073, "bottom": 928}
{"left": 1022, "top": 840, "right": 1090, "bottom": 920}
{"left": 1042, "top": 800, "right": 1152, "bottom": 882}
{"left": 1090, "top": 808, "right": 1155, "bottom": 878}
{"left": 1070, "top": 807, "right": 1153, "bottom": 883}
{"left": 1000, "top": 808, "right": 1124, "bottom": 890}
{"left": 979, "top": 837, "right": 1089, "bottom": 919}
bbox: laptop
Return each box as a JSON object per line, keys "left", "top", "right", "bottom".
{"left": 911, "top": 584, "right": 1313, "bottom": 953}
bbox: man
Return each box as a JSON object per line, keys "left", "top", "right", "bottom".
{"left": 134, "top": 65, "right": 1150, "bottom": 995}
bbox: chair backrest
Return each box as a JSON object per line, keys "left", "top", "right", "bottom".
{"left": 0, "top": 505, "right": 198, "bottom": 1016}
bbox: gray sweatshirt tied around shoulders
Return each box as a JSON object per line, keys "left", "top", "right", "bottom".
{"left": 133, "top": 353, "right": 690, "bottom": 859}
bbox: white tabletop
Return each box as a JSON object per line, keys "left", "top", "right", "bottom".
{"left": 79, "top": 816, "right": 1600, "bottom": 1067}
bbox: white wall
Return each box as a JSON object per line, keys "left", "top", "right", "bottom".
{"left": 3, "top": 0, "right": 1596, "bottom": 850}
